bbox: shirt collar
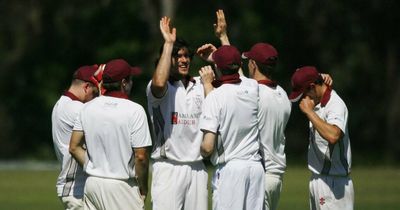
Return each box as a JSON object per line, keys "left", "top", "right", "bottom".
{"left": 212, "top": 73, "right": 241, "bottom": 88}
{"left": 63, "top": 91, "right": 80, "bottom": 101}
{"left": 104, "top": 91, "right": 129, "bottom": 99}
{"left": 257, "top": 79, "right": 277, "bottom": 88}
{"left": 320, "top": 86, "right": 332, "bottom": 107}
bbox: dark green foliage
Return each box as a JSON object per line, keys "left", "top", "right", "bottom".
{"left": 0, "top": 0, "right": 399, "bottom": 163}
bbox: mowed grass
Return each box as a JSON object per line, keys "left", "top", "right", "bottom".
{"left": 0, "top": 166, "right": 399, "bottom": 210}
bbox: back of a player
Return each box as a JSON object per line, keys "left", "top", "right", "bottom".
{"left": 200, "top": 77, "right": 265, "bottom": 210}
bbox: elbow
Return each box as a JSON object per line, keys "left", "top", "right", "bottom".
{"left": 200, "top": 145, "right": 214, "bottom": 158}
{"left": 135, "top": 148, "right": 149, "bottom": 165}
{"left": 69, "top": 146, "right": 77, "bottom": 156}
{"left": 325, "top": 132, "right": 342, "bottom": 145}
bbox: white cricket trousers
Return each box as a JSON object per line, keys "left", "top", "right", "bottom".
{"left": 212, "top": 159, "right": 265, "bottom": 210}
{"left": 151, "top": 160, "right": 208, "bottom": 210}
{"left": 264, "top": 173, "right": 283, "bottom": 210}
{"left": 309, "top": 174, "right": 354, "bottom": 210}
{"left": 83, "top": 176, "right": 144, "bottom": 210}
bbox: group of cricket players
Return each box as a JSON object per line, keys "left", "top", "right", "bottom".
{"left": 52, "top": 9, "right": 353, "bottom": 210}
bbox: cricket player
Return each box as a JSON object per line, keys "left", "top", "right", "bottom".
{"left": 242, "top": 42, "right": 291, "bottom": 210}
{"left": 69, "top": 58, "right": 152, "bottom": 210}
{"left": 146, "top": 16, "right": 215, "bottom": 210}
{"left": 200, "top": 45, "right": 265, "bottom": 210}
{"left": 289, "top": 66, "right": 354, "bottom": 210}
{"left": 51, "top": 65, "right": 100, "bottom": 210}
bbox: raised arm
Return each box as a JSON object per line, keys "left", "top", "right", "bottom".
{"left": 199, "top": 65, "right": 215, "bottom": 96}
{"left": 214, "top": 9, "right": 230, "bottom": 45}
{"left": 213, "top": 10, "right": 244, "bottom": 76}
{"left": 151, "top": 16, "right": 176, "bottom": 98}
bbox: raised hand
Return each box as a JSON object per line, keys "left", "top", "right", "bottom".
{"left": 214, "top": 10, "right": 227, "bottom": 38}
{"left": 213, "top": 10, "right": 230, "bottom": 45}
{"left": 199, "top": 65, "right": 215, "bottom": 84}
{"left": 160, "top": 16, "right": 176, "bottom": 44}
{"left": 196, "top": 43, "right": 217, "bottom": 63}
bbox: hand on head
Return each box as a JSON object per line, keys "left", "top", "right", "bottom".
{"left": 321, "top": 73, "right": 333, "bottom": 86}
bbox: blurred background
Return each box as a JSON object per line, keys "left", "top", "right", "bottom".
{"left": 1, "top": 0, "right": 399, "bottom": 209}
{"left": 1, "top": 0, "right": 399, "bottom": 164}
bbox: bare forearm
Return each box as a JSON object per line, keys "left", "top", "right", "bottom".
{"left": 219, "top": 34, "right": 230, "bottom": 45}
{"left": 152, "top": 42, "right": 174, "bottom": 97}
{"left": 69, "top": 131, "right": 86, "bottom": 166}
{"left": 203, "top": 83, "right": 214, "bottom": 97}
{"left": 201, "top": 131, "right": 216, "bottom": 158}
{"left": 305, "top": 111, "right": 342, "bottom": 144}
{"left": 134, "top": 149, "right": 150, "bottom": 197}
{"left": 69, "top": 146, "right": 86, "bottom": 166}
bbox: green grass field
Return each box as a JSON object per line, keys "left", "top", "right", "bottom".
{"left": 0, "top": 166, "right": 399, "bottom": 210}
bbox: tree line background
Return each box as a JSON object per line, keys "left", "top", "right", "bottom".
{"left": 0, "top": 0, "right": 399, "bottom": 165}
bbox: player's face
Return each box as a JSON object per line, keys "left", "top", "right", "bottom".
{"left": 303, "top": 83, "right": 317, "bottom": 101}
{"left": 171, "top": 48, "right": 191, "bottom": 77}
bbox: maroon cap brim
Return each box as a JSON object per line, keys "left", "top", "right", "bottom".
{"left": 288, "top": 91, "right": 303, "bottom": 102}
{"left": 241, "top": 52, "right": 250, "bottom": 59}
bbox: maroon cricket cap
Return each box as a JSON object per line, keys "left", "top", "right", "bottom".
{"left": 103, "top": 59, "right": 142, "bottom": 83}
{"left": 289, "top": 66, "right": 320, "bottom": 102}
{"left": 242, "top": 43, "right": 278, "bottom": 65}
{"left": 73, "top": 65, "right": 99, "bottom": 84}
{"left": 212, "top": 45, "right": 242, "bottom": 71}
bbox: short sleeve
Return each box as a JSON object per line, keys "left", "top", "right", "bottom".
{"left": 325, "top": 100, "right": 347, "bottom": 133}
{"left": 146, "top": 80, "right": 169, "bottom": 107}
{"left": 130, "top": 106, "right": 152, "bottom": 148}
{"left": 72, "top": 109, "right": 83, "bottom": 131}
{"left": 199, "top": 93, "right": 220, "bottom": 134}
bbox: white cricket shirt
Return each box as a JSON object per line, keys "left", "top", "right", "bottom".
{"left": 52, "top": 94, "right": 87, "bottom": 197}
{"left": 308, "top": 89, "right": 352, "bottom": 176}
{"left": 73, "top": 95, "right": 152, "bottom": 179}
{"left": 258, "top": 84, "right": 291, "bottom": 175}
{"left": 146, "top": 77, "right": 204, "bottom": 162}
{"left": 199, "top": 77, "right": 262, "bottom": 165}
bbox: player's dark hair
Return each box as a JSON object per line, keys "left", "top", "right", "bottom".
{"left": 154, "top": 37, "right": 194, "bottom": 67}
{"left": 314, "top": 74, "right": 324, "bottom": 85}
{"left": 255, "top": 56, "right": 278, "bottom": 77}
{"left": 102, "top": 81, "right": 121, "bottom": 92}
{"left": 102, "top": 76, "right": 130, "bottom": 92}
{"left": 219, "top": 64, "right": 241, "bottom": 75}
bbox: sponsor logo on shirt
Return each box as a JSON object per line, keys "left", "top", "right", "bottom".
{"left": 171, "top": 112, "right": 178, "bottom": 124}
{"left": 171, "top": 112, "right": 201, "bottom": 125}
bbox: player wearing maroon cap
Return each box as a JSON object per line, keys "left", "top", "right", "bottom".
{"left": 69, "top": 59, "right": 151, "bottom": 210}
{"left": 242, "top": 42, "right": 291, "bottom": 210}
{"left": 200, "top": 45, "right": 264, "bottom": 210}
{"left": 289, "top": 66, "right": 354, "bottom": 210}
{"left": 201, "top": 10, "right": 335, "bottom": 210}
{"left": 52, "top": 65, "right": 101, "bottom": 210}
